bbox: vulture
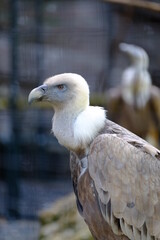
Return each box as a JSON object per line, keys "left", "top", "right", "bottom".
{"left": 107, "top": 43, "right": 160, "bottom": 148}
{"left": 28, "top": 73, "right": 160, "bottom": 240}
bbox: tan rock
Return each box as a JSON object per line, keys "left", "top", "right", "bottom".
{"left": 39, "top": 193, "right": 93, "bottom": 240}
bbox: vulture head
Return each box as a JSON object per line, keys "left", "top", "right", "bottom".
{"left": 119, "top": 42, "right": 149, "bottom": 69}
{"left": 29, "top": 73, "right": 89, "bottom": 111}
{"left": 28, "top": 73, "right": 106, "bottom": 152}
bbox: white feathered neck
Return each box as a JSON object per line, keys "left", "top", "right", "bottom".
{"left": 52, "top": 106, "right": 106, "bottom": 151}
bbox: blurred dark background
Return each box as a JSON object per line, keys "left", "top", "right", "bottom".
{"left": 0, "top": 0, "right": 160, "bottom": 239}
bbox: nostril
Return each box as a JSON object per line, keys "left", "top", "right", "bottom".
{"left": 41, "top": 85, "right": 48, "bottom": 93}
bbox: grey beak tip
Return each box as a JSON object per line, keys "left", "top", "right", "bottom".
{"left": 28, "top": 99, "right": 32, "bottom": 105}
{"left": 28, "top": 92, "right": 34, "bottom": 105}
{"left": 28, "top": 84, "right": 48, "bottom": 105}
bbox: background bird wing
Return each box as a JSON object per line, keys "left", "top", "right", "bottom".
{"left": 150, "top": 86, "right": 160, "bottom": 125}
{"left": 88, "top": 133, "right": 160, "bottom": 238}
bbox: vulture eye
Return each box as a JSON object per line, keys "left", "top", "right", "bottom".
{"left": 57, "top": 84, "right": 65, "bottom": 90}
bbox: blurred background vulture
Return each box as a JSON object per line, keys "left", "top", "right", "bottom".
{"left": 28, "top": 73, "right": 160, "bottom": 240}
{"left": 106, "top": 43, "right": 160, "bottom": 148}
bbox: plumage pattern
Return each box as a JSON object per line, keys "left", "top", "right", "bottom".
{"left": 28, "top": 73, "right": 160, "bottom": 240}
{"left": 89, "top": 124, "right": 160, "bottom": 238}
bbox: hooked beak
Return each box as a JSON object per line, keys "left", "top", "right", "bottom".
{"left": 28, "top": 84, "right": 48, "bottom": 104}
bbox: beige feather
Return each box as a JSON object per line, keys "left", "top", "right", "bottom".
{"left": 89, "top": 133, "right": 160, "bottom": 238}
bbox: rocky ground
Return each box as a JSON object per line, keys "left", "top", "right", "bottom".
{"left": 39, "top": 193, "right": 93, "bottom": 240}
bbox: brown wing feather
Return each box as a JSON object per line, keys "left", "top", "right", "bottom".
{"left": 89, "top": 131, "right": 160, "bottom": 239}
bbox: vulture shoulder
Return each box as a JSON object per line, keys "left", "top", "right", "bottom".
{"left": 89, "top": 121, "right": 160, "bottom": 239}
{"left": 150, "top": 86, "right": 160, "bottom": 122}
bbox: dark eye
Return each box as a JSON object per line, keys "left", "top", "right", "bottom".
{"left": 57, "top": 84, "right": 64, "bottom": 90}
